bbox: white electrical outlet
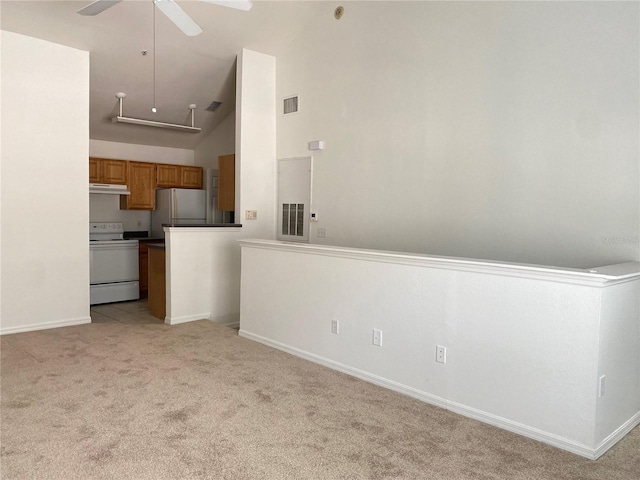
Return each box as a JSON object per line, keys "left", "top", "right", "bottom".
{"left": 373, "top": 329, "right": 382, "bottom": 347}
{"left": 317, "top": 227, "right": 327, "bottom": 238}
{"left": 599, "top": 375, "right": 606, "bottom": 397}
{"left": 331, "top": 319, "right": 339, "bottom": 334}
{"left": 436, "top": 345, "right": 447, "bottom": 364}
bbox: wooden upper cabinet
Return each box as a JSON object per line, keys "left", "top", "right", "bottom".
{"left": 90, "top": 157, "right": 127, "bottom": 184}
{"left": 89, "top": 158, "right": 100, "bottom": 183}
{"left": 181, "top": 166, "right": 203, "bottom": 189}
{"left": 156, "top": 164, "right": 203, "bottom": 189}
{"left": 121, "top": 161, "right": 156, "bottom": 210}
{"left": 156, "top": 164, "right": 181, "bottom": 188}
{"left": 217, "top": 154, "right": 235, "bottom": 211}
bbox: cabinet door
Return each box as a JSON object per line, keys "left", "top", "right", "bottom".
{"left": 181, "top": 166, "right": 203, "bottom": 189}
{"left": 217, "top": 155, "right": 235, "bottom": 211}
{"left": 102, "top": 160, "right": 127, "bottom": 184}
{"left": 89, "top": 158, "right": 127, "bottom": 184}
{"left": 138, "top": 242, "right": 149, "bottom": 298}
{"left": 122, "top": 162, "right": 156, "bottom": 210}
{"left": 89, "top": 158, "right": 101, "bottom": 183}
{"left": 156, "top": 164, "right": 181, "bottom": 188}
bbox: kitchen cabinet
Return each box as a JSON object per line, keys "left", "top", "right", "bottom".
{"left": 147, "top": 244, "right": 166, "bottom": 320}
{"left": 157, "top": 164, "right": 203, "bottom": 189}
{"left": 120, "top": 161, "right": 156, "bottom": 210}
{"left": 217, "top": 154, "right": 235, "bottom": 211}
{"left": 156, "top": 164, "right": 181, "bottom": 188}
{"left": 137, "top": 240, "right": 164, "bottom": 298}
{"left": 181, "top": 166, "right": 203, "bottom": 189}
{"left": 89, "top": 157, "right": 127, "bottom": 184}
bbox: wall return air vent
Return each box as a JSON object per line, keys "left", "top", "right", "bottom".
{"left": 283, "top": 95, "right": 299, "bottom": 115}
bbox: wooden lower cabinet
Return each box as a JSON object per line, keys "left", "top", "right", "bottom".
{"left": 147, "top": 244, "right": 166, "bottom": 320}
{"left": 139, "top": 240, "right": 165, "bottom": 298}
{"left": 218, "top": 154, "right": 235, "bottom": 211}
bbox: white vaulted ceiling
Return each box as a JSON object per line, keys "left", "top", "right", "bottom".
{"left": 1, "top": 0, "right": 326, "bottom": 149}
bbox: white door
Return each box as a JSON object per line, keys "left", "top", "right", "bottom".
{"left": 277, "top": 157, "right": 312, "bottom": 242}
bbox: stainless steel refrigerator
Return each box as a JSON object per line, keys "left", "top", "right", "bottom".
{"left": 151, "top": 188, "right": 206, "bottom": 238}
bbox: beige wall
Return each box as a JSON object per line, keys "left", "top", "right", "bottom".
{"left": 1, "top": 31, "right": 90, "bottom": 334}
{"left": 276, "top": 1, "right": 640, "bottom": 268}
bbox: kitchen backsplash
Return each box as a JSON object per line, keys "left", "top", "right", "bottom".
{"left": 90, "top": 194, "right": 151, "bottom": 231}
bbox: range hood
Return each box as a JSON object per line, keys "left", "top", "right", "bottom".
{"left": 89, "top": 183, "right": 131, "bottom": 195}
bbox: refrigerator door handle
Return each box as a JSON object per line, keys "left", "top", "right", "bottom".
{"left": 173, "top": 188, "right": 178, "bottom": 220}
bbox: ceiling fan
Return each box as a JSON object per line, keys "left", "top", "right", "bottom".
{"left": 77, "top": 0, "right": 253, "bottom": 36}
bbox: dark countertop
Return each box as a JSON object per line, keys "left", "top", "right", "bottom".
{"left": 123, "top": 231, "right": 161, "bottom": 241}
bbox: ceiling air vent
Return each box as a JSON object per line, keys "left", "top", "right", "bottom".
{"left": 206, "top": 101, "right": 222, "bottom": 112}
{"left": 283, "top": 95, "right": 299, "bottom": 115}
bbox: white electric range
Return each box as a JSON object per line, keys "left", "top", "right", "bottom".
{"left": 89, "top": 222, "right": 139, "bottom": 305}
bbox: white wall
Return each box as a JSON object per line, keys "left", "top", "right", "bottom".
{"left": 276, "top": 1, "right": 640, "bottom": 269}
{"left": 194, "top": 111, "right": 236, "bottom": 223}
{"left": 163, "top": 49, "right": 276, "bottom": 326}
{"left": 90, "top": 139, "right": 194, "bottom": 165}
{"left": 236, "top": 49, "right": 276, "bottom": 239}
{"left": 194, "top": 110, "right": 235, "bottom": 171}
{"left": 1, "top": 31, "right": 90, "bottom": 334}
{"left": 239, "top": 240, "right": 640, "bottom": 458}
{"left": 165, "top": 227, "right": 242, "bottom": 325}
{"left": 89, "top": 195, "right": 151, "bottom": 232}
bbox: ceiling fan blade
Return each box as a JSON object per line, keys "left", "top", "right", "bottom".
{"left": 155, "top": 0, "right": 203, "bottom": 36}
{"left": 200, "top": 0, "right": 253, "bottom": 12}
{"left": 77, "top": 0, "right": 122, "bottom": 16}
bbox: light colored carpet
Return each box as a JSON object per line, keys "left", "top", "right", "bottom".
{"left": 1, "top": 318, "right": 638, "bottom": 479}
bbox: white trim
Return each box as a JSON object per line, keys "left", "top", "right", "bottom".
{"left": 593, "top": 412, "right": 640, "bottom": 459}
{"left": 221, "top": 321, "right": 240, "bottom": 329}
{"left": 164, "top": 313, "right": 211, "bottom": 325}
{"left": 238, "top": 329, "right": 620, "bottom": 460}
{"left": 238, "top": 239, "right": 640, "bottom": 287}
{"left": 0, "top": 316, "right": 92, "bottom": 335}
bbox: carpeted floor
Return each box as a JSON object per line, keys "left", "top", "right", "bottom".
{"left": 1, "top": 311, "right": 639, "bottom": 479}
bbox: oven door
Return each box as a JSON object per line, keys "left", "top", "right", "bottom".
{"left": 90, "top": 241, "right": 139, "bottom": 285}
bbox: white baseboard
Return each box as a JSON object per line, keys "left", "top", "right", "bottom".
{"left": 238, "top": 329, "right": 635, "bottom": 460}
{"left": 164, "top": 313, "right": 211, "bottom": 325}
{"left": 209, "top": 313, "right": 240, "bottom": 328}
{"left": 593, "top": 412, "right": 640, "bottom": 459}
{"left": 220, "top": 321, "right": 240, "bottom": 329}
{"left": 0, "top": 316, "right": 92, "bottom": 335}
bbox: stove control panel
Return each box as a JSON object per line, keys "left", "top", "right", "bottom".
{"left": 90, "top": 222, "right": 125, "bottom": 234}
{"left": 89, "top": 222, "right": 126, "bottom": 242}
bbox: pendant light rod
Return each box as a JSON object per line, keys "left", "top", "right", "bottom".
{"left": 113, "top": 93, "right": 201, "bottom": 133}
{"left": 152, "top": 1, "right": 157, "bottom": 112}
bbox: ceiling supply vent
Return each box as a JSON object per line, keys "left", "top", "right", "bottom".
{"left": 283, "top": 95, "right": 299, "bottom": 115}
{"left": 206, "top": 101, "right": 222, "bottom": 112}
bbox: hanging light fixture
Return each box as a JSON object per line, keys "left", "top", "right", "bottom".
{"left": 152, "top": 0, "right": 157, "bottom": 113}
{"left": 110, "top": 1, "right": 200, "bottom": 133}
{"left": 112, "top": 93, "right": 201, "bottom": 133}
